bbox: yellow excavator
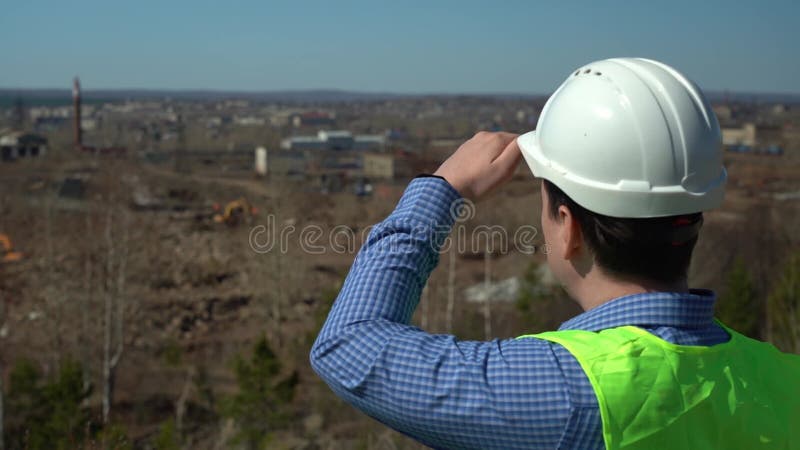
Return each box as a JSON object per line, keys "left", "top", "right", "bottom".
{"left": 212, "top": 198, "right": 258, "bottom": 227}
{"left": 0, "top": 233, "right": 23, "bottom": 263}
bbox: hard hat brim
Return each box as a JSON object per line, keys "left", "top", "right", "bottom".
{"left": 517, "top": 131, "right": 542, "bottom": 177}
{"left": 517, "top": 131, "right": 726, "bottom": 218}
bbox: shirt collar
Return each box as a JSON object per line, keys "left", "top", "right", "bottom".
{"left": 558, "top": 289, "right": 718, "bottom": 332}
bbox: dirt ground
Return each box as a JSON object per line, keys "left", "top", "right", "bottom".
{"left": 1, "top": 147, "right": 798, "bottom": 448}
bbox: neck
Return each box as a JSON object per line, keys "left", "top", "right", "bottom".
{"left": 570, "top": 269, "right": 689, "bottom": 312}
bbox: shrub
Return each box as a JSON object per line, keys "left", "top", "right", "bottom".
{"left": 220, "top": 337, "right": 298, "bottom": 450}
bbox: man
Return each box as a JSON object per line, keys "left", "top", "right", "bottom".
{"left": 310, "top": 58, "right": 800, "bottom": 449}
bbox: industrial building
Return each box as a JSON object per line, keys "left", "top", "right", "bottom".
{"left": 265, "top": 149, "right": 309, "bottom": 178}
{"left": 255, "top": 146, "right": 395, "bottom": 186}
{"left": 0, "top": 131, "right": 48, "bottom": 161}
{"left": 722, "top": 122, "right": 786, "bottom": 154}
{"left": 280, "top": 130, "right": 386, "bottom": 152}
{"left": 362, "top": 152, "right": 394, "bottom": 179}
{"left": 291, "top": 111, "right": 335, "bottom": 127}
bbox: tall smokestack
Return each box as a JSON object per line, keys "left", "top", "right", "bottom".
{"left": 73, "top": 76, "right": 82, "bottom": 149}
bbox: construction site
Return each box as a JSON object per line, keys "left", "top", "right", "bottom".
{"left": 1, "top": 73, "right": 799, "bottom": 448}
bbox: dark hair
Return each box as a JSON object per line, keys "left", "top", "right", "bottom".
{"left": 543, "top": 179, "right": 702, "bottom": 284}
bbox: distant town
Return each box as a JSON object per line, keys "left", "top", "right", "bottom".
{"left": 2, "top": 79, "right": 798, "bottom": 196}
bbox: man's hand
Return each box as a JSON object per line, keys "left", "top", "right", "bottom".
{"left": 433, "top": 132, "right": 522, "bottom": 201}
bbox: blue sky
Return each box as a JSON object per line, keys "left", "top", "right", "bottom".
{"left": 1, "top": 1, "right": 798, "bottom": 94}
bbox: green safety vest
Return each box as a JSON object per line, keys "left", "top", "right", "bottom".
{"left": 518, "top": 321, "right": 800, "bottom": 449}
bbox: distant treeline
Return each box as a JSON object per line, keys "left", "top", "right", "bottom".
{"left": 0, "top": 89, "right": 411, "bottom": 107}
{"left": 0, "top": 91, "right": 115, "bottom": 107}
{"left": 4, "top": 88, "right": 798, "bottom": 108}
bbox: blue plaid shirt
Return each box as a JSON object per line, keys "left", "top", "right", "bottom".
{"left": 310, "top": 177, "right": 729, "bottom": 449}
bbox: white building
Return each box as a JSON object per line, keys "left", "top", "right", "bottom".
{"left": 235, "top": 115, "right": 266, "bottom": 127}
{"left": 281, "top": 130, "right": 386, "bottom": 152}
{"left": 722, "top": 123, "right": 756, "bottom": 147}
{"left": 254, "top": 146, "right": 267, "bottom": 176}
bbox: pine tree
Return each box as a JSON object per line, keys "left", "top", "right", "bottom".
{"left": 716, "top": 258, "right": 759, "bottom": 338}
{"left": 220, "top": 337, "right": 298, "bottom": 449}
{"left": 516, "top": 261, "right": 557, "bottom": 333}
{"left": 5, "top": 359, "right": 92, "bottom": 450}
{"left": 153, "top": 420, "right": 180, "bottom": 450}
{"left": 768, "top": 253, "right": 800, "bottom": 354}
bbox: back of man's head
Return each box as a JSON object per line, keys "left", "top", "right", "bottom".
{"left": 518, "top": 58, "right": 726, "bottom": 286}
{"left": 543, "top": 179, "right": 702, "bottom": 284}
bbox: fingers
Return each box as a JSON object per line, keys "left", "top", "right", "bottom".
{"left": 495, "top": 132, "right": 519, "bottom": 144}
{"left": 474, "top": 131, "right": 519, "bottom": 161}
{"left": 434, "top": 131, "right": 522, "bottom": 201}
{"left": 491, "top": 136, "right": 522, "bottom": 169}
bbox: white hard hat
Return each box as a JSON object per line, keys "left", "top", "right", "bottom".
{"left": 518, "top": 57, "right": 727, "bottom": 218}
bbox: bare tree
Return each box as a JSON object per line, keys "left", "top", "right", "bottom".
{"left": 420, "top": 283, "right": 430, "bottom": 330}
{"left": 102, "top": 208, "right": 130, "bottom": 424}
{"left": 176, "top": 365, "right": 196, "bottom": 437}
{"left": 0, "top": 358, "right": 3, "bottom": 450}
{"left": 483, "top": 246, "right": 492, "bottom": 340}
{"left": 0, "top": 293, "right": 5, "bottom": 450}
{"left": 82, "top": 210, "right": 94, "bottom": 398}
{"left": 265, "top": 178, "right": 299, "bottom": 350}
{"left": 0, "top": 198, "right": 7, "bottom": 450}
{"left": 43, "top": 198, "right": 64, "bottom": 367}
{"left": 445, "top": 246, "right": 456, "bottom": 334}
{"left": 0, "top": 199, "right": 6, "bottom": 450}
{"left": 102, "top": 210, "right": 114, "bottom": 423}
{"left": 271, "top": 239, "right": 284, "bottom": 349}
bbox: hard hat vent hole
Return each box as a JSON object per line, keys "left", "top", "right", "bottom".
{"left": 584, "top": 69, "right": 591, "bottom": 74}
{"left": 595, "top": 72, "right": 602, "bottom": 76}
{"left": 574, "top": 70, "right": 580, "bottom": 76}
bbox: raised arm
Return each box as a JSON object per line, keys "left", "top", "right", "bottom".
{"left": 310, "top": 134, "right": 573, "bottom": 449}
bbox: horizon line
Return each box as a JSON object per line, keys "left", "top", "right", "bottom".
{"left": 2, "top": 86, "right": 800, "bottom": 100}
{"left": 0, "top": 86, "right": 546, "bottom": 96}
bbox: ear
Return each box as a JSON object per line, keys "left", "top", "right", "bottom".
{"left": 557, "top": 204, "right": 583, "bottom": 260}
